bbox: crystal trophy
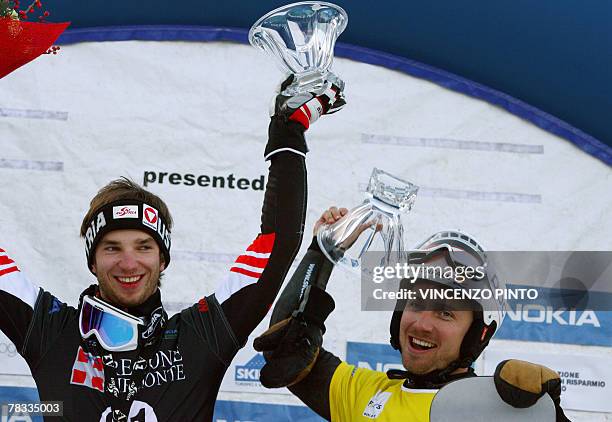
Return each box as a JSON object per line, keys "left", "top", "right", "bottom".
{"left": 317, "top": 168, "right": 419, "bottom": 272}
{"left": 248, "top": 1, "right": 348, "bottom": 95}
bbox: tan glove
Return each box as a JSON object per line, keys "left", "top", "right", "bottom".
{"left": 494, "top": 359, "right": 571, "bottom": 421}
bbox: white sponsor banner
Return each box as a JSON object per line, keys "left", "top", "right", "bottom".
{"left": 0, "top": 331, "right": 31, "bottom": 377}
{"left": 1, "top": 38, "right": 611, "bottom": 418}
{"left": 483, "top": 349, "right": 612, "bottom": 413}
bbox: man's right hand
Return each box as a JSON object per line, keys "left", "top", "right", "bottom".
{"left": 313, "top": 206, "right": 349, "bottom": 236}
{"left": 314, "top": 206, "right": 382, "bottom": 253}
{"left": 264, "top": 76, "right": 345, "bottom": 160}
{"left": 253, "top": 285, "right": 335, "bottom": 388}
{"left": 272, "top": 75, "right": 346, "bottom": 130}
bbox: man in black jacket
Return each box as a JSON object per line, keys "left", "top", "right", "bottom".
{"left": 0, "top": 79, "right": 344, "bottom": 421}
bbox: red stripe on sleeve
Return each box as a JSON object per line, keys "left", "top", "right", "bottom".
{"left": 246, "top": 233, "right": 276, "bottom": 254}
{"left": 0, "top": 266, "right": 19, "bottom": 277}
{"left": 235, "top": 255, "right": 269, "bottom": 268}
{"left": 230, "top": 267, "right": 263, "bottom": 279}
{"left": 0, "top": 255, "right": 16, "bottom": 266}
{"left": 289, "top": 109, "right": 310, "bottom": 130}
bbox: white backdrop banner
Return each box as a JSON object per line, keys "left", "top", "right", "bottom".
{"left": 1, "top": 39, "right": 611, "bottom": 418}
{"left": 0, "top": 332, "right": 30, "bottom": 377}
{"left": 483, "top": 349, "right": 612, "bottom": 413}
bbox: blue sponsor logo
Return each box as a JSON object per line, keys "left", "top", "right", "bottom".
{"left": 48, "top": 298, "right": 62, "bottom": 315}
{"left": 496, "top": 303, "right": 610, "bottom": 346}
{"left": 234, "top": 353, "right": 265, "bottom": 383}
{"left": 495, "top": 285, "right": 612, "bottom": 347}
{"left": 163, "top": 329, "right": 178, "bottom": 340}
{"left": 346, "top": 342, "right": 403, "bottom": 373}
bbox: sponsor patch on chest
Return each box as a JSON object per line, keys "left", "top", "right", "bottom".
{"left": 363, "top": 390, "right": 392, "bottom": 418}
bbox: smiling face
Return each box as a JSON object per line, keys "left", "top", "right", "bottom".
{"left": 92, "top": 229, "right": 165, "bottom": 308}
{"left": 398, "top": 300, "right": 474, "bottom": 375}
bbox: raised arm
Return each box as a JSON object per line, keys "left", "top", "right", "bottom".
{"left": 253, "top": 207, "right": 348, "bottom": 420}
{"left": 0, "top": 248, "right": 41, "bottom": 353}
{"left": 214, "top": 118, "right": 308, "bottom": 345}
{"left": 214, "top": 80, "right": 345, "bottom": 346}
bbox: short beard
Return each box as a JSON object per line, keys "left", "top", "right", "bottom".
{"left": 97, "top": 272, "right": 162, "bottom": 308}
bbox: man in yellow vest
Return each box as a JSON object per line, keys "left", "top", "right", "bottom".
{"left": 254, "top": 207, "right": 571, "bottom": 421}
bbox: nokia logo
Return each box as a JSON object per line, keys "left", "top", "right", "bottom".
{"left": 506, "top": 304, "right": 600, "bottom": 327}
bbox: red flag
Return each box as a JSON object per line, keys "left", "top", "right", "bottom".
{"left": 0, "top": 18, "right": 69, "bottom": 79}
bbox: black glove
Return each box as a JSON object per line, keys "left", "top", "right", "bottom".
{"left": 264, "top": 75, "right": 346, "bottom": 160}
{"left": 272, "top": 74, "right": 346, "bottom": 129}
{"left": 494, "top": 359, "right": 571, "bottom": 421}
{"left": 253, "top": 285, "right": 335, "bottom": 388}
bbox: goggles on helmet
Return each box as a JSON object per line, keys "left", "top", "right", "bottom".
{"left": 79, "top": 295, "right": 144, "bottom": 352}
{"left": 406, "top": 243, "right": 484, "bottom": 277}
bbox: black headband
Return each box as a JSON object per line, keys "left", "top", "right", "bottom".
{"left": 83, "top": 200, "right": 171, "bottom": 274}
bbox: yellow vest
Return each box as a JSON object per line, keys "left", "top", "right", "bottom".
{"left": 329, "top": 362, "right": 438, "bottom": 421}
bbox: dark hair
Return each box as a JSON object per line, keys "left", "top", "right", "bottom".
{"left": 80, "top": 178, "right": 172, "bottom": 285}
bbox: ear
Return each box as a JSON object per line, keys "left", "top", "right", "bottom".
{"left": 160, "top": 255, "right": 166, "bottom": 272}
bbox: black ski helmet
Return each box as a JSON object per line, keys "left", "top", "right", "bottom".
{"left": 389, "top": 230, "right": 506, "bottom": 369}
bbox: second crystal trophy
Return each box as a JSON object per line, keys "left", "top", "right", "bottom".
{"left": 248, "top": 1, "right": 348, "bottom": 95}
{"left": 317, "top": 168, "right": 419, "bottom": 271}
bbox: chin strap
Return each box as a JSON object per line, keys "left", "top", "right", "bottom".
{"left": 386, "top": 358, "right": 475, "bottom": 388}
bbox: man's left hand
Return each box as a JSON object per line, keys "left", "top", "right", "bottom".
{"left": 494, "top": 359, "right": 571, "bottom": 421}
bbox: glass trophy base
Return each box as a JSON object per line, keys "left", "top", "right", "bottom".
{"left": 281, "top": 70, "right": 344, "bottom": 96}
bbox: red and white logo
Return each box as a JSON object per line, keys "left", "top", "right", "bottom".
{"left": 229, "top": 233, "right": 275, "bottom": 280}
{"left": 113, "top": 205, "right": 138, "bottom": 219}
{"left": 70, "top": 346, "right": 105, "bottom": 393}
{"left": 0, "top": 248, "right": 20, "bottom": 277}
{"left": 217, "top": 233, "right": 277, "bottom": 304}
{"left": 142, "top": 204, "right": 159, "bottom": 230}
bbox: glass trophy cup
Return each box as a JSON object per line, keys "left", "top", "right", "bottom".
{"left": 249, "top": 1, "right": 348, "bottom": 95}
{"left": 317, "top": 168, "right": 419, "bottom": 272}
